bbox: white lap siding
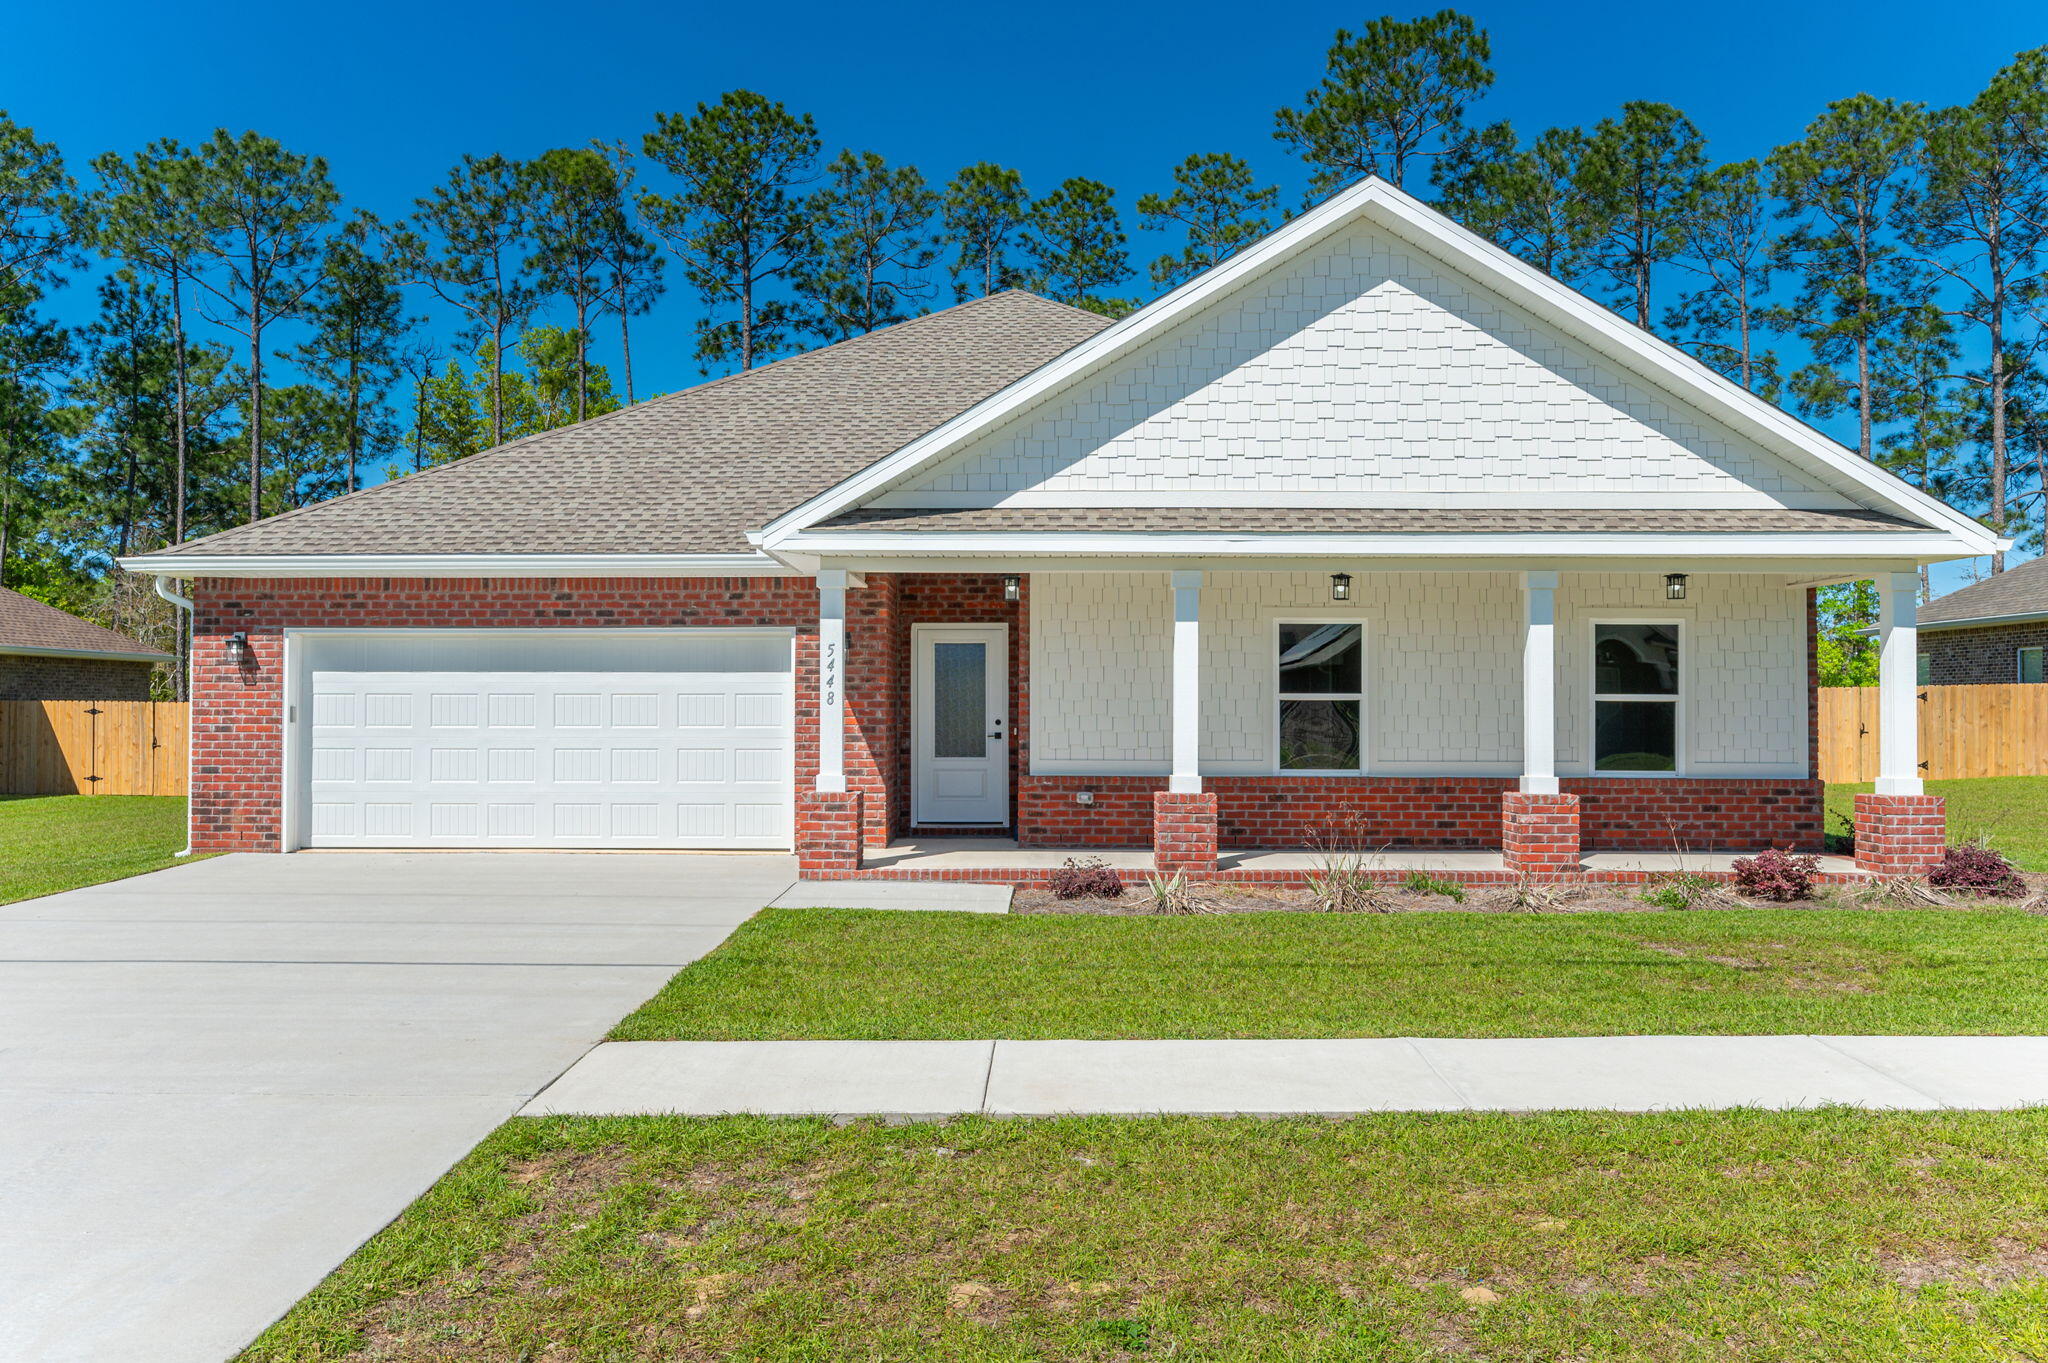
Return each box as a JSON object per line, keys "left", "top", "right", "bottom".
{"left": 1030, "top": 572, "right": 1808, "bottom": 778}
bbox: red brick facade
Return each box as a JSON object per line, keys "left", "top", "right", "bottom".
{"left": 795, "top": 789, "right": 865, "bottom": 872}
{"left": 1851, "top": 793, "right": 1948, "bottom": 875}
{"left": 1500, "top": 791, "right": 1581, "bottom": 873}
{"left": 0, "top": 653, "right": 159, "bottom": 701}
{"left": 189, "top": 570, "right": 1827, "bottom": 862}
{"left": 1152, "top": 792, "right": 1219, "bottom": 874}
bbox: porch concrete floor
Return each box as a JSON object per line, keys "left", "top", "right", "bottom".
{"left": 862, "top": 840, "right": 1858, "bottom": 876}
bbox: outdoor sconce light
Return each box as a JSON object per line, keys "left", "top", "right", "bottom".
{"left": 1002, "top": 574, "right": 1021, "bottom": 602}
{"left": 1665, "top": 573, "right": 1689, "bottom": 601}
{"left": 1330, "top": 572, "right": 1352, "bottom": 602}
{"left": 224, "top": 631, "right": 251, "bottom": 665}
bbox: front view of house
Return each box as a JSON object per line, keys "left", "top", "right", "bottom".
{"left": 124, "top": 180, "right": 2000, "bottom": 879}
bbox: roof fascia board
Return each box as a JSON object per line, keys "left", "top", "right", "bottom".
{"left": 117, "top": 552, "right": 796, "bottom": 580}
{"left": 1917, "top": 609, "right": 2048, "bottom": 633}
{"left": 0, "top": 643, "right": 173, "bottom": 663}
{"left": 759, "top": 177, "right": 2001, "bottom": 556}
{"left": 779, "top": 530, "right": 1976, "bottom": 559}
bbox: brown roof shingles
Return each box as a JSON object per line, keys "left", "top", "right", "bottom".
{"left": 1920, "top": 554, "right": 2048, "bottom": 627}
{"left": 0, "top": 587, "right": 167, "bottom": 659}
{"left": 138, "top": 291, "right": 1113, "bottom": 560}
{"left": 811, "top": 507, "right": 1928, "bottom": 535}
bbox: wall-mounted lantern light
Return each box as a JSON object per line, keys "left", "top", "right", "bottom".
{"left": 1330, "top": 572, "right": 1352, "bottom": 602}
{"left": 224, "top": 631, "right": 252, "bottom": 665}
{"left": 1665, "top": 573, "right": 1689, "bottom": 601}
{"left": 1002, "top": 574, "right": 1022, "bottom": 603}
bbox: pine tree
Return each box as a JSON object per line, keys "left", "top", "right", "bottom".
{"left": 641, "top": 90, "right": 820, "bottom": 371}
{"left": 1274, "top": 10, "right": 1493, "bottom": 194}
{"left": 1768, "top": 95, "right": 1925, "bottom": 462}
{"left": 1579, "top": 102, "right": 1705, "bottom": 330}
{"left": 528, "top": 146, "right": 627, "bottom": 421}
{"left": 395, "top": 153, "right": 535, "bottom": 447}
{"left": 941, "top": 163, "right": 1029, "bottom": 299}
{"left": 589, "top": 140, "right": 664, "bottom": 404}
{"left": 798, "top": 150, "right": 937, "bottom": 340}
{"left": 0, "top": 113, "right": 80, "bottom": 587}
{"left": 1664, "top": 160, "right": 1781, "bottom": 395}
{"left": 1137, "top": 153, "right": 1278, "bottom": 288}
{"left": 293, "top": 213, "right": 407, "bottom": 492}
{"left": 1434, "top": 122, "right": 1605, "bottom": 283}
{"left": 186, "top": 129, "right": 338, "bottom": 524}
{"left": 1023, "top": 178, "right": 1132, "bottom": 316}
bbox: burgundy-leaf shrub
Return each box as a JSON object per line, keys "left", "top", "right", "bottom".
{"left": 1730, "top": 847, "right": 1821, "bottom": 902}
{"left": 1049, "top": 856, "right": 1124, "bottom": 900}
{"left": 1925, "top": 843, "right": 2026, "bottom": 898}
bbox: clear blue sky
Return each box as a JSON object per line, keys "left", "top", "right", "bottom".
{"left": 9, "top": 0, "right": 2043, "bottom": 584}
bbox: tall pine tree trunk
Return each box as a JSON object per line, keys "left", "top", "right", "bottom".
{"left": 1988, "top": 266, "right": 2009, "bottom": 574}
{"left": 172, "top": 264, "right": 188, "bottom": 547}
{"left": 490, "top": 314, "right": 506, "bottom": 446}
{"left": 619, "top": 306, "right": 635, "bottom": 404}
{"left": 248, "top": 325, "right": 264, "bottom": 523}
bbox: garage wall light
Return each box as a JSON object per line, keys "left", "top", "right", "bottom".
{"left": 223, "top": 631, "right": 251, "bottom": 665}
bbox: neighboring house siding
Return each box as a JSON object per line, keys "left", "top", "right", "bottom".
{"left": 0, "top": 654, "right": 157, "bottom": 701}
{"left": 884, "top": 220, "right": 1851, "bottom": 509}
{"left": 1031, "top": 571, "right": 1808, "bottom": 778}
{"left": 1920, "top": 621, "right": 2048, "bottom": 685}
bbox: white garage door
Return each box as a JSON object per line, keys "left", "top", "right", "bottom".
{"left": 296, "top": 631, "right": 792, "bottom": 849}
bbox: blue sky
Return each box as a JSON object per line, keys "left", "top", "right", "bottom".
{"left": 9, "top": 0, "right": 2044, "bottom": 584}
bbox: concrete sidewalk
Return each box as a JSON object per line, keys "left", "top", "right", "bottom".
{"left": 523, "top": 1035, "right": 2048, "bottom": 1118}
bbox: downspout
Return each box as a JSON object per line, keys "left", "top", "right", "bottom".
{"left": 152, "top": 575, "right": 196, "bottom": 858}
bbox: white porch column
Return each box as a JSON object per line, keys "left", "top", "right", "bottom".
{"left": 1519, "top": 570, "right": 1559, "bottom": 794}
{"left": 1875, "top": 570, "right": 1923, "bottom": 795}
{"left": 1169, "top": 570, "right": 1203, "bottom": 794}
{"left": 814, "top": 568, "right": 848, "bottom": 793}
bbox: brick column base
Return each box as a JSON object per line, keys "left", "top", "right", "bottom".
{"left": 796, "top": 790, "right": 865, "bottom": 873}
{"left": 1501, "top": 791, "right": 1581, "bottom": 875}
{"left": 1153, "top": 791, "right": 1219, "bottom": 876}
{"left": 1853, "top": 793, "right": 1946, "bottom": 876}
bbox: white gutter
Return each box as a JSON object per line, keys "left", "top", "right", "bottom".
{"left": 772, "top": 530, "right": 1981, "bottom": 560}
{"left": 116, "top": 551, "right": 796, "bottom": 580}
{"left": 2, "top": 642, "right": 173, "bottom": 663}
{"left": 145, "top": 573, "right": 196, "bottom": 859}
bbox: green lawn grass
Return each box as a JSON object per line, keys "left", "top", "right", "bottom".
{"left": 1828, "top": 776, "right": 2048, "bottom": 870}
{"left": 238, "top": 1109, "right": 2048, "bottom": 1362}
{"left": 611, "top": 905, "right": 2048, "bottom": 1041}
{"left": 0, "top": 795, "right": 191, "bottom": 905}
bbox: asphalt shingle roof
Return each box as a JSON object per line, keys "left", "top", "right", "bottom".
{"left": 1919, "top": 554, "right": 2048, "bottom": 627}
{"left": 0, "top": 587, "right": 167, "bottom": 658}
{"left": 812, "top": 507, "right": 1928, "bottom": 535}
{"left": 137, "top": 292, "right": 1112, "bottom": 559}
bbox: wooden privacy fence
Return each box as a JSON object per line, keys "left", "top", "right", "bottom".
{"left": 1818, "top": 684, "right": 2048, "bottom": 784}
{"left": 0, "top": 700, "right": 188, "bottom": 796}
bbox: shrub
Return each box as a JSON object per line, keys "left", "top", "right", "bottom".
{"left": 1145, "top": 871, "right": 1200, "bottom": 914}
{"left": 1401, "top": 870, "right": 1467, "bottom": 903}
{"left": 1306, "top": 854, "right": 1388, "bottom": 912}
{"left": 1926, "top": 842, "right": 2026, "bottom": 898}
{"left": 1730, "top": 847, "right": 1821, "bottom": 902}
{"left": 1049, "top": 856, "right": 1123, "bottom": 900}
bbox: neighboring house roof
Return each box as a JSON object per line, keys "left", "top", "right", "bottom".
{"left": 0, "top": 587, "right": 170, "bottom": 662}
{"left": 816, "top": 507, "right": 1928, "bottom": 535}
{"left": 128, "top": 291, "right": 1109, "bottom": 562}
{"left": 1918, "top": 555, "right": 2048, "bottom": 630}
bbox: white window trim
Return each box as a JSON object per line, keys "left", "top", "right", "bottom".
{"left": 1588, "top": 616, "right": 1687, "bottom": 778}
{"left": 2019, "top": 645, "right": 2044, "bottom": 685}
{"left": 1271, "top": 616, "right": 1369, "bottom": 777}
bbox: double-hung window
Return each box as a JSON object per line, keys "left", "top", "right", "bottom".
{"left": 1277, "top": 622, "right": 1363, "bottom": 772}
{"left": 1592, "top": 622, "right": 1681, "bottom": 773}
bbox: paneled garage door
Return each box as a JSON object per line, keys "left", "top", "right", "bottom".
{"left": 295, "top": 631, "right": 793, "bottom": 849}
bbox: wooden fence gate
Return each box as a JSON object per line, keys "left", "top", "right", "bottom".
{"left": 0, "top": 700, "right": 188, "bottom": 796}
{"left": 1817, "top": 684, "right": 2048, "bottom": 784}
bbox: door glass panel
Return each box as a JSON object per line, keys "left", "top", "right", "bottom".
{"left": 932, "top": 642, "right": 987, "bottom": 758}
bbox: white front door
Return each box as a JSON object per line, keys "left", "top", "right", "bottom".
{"left": 912, "top": 624, "right": 1009, "bottom": 825}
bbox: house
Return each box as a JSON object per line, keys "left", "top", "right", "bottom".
{"left": 1915, "top": 556, "right": 2048, "bottom": 685}
{"left": 119, "top": 179, "right": 2001, "bottom": 879}
{"left": 0, "top": 586, "right": 169, "bottom": 701}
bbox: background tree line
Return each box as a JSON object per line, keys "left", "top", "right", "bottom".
{"left": 1, "top": 11, "right": 2043, "bottom": 692}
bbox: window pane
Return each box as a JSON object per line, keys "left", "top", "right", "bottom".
{"left": 1917, "top": 652, "right": 1932, "bottom": 685}
{"left": 931, "top": 642, "right": 986, "bottom": 758}
{"left": 2022, "top": 648, "right": 2044, "bottom": 685}
{"left": 1594, "top": 623, "right": 1679, "bottom": 695}
{"left": 1595, "top": 700, "right": 1676, "bottom": 771}
{"left": 1279, "top": 699, "right": 1360, "bottom": 770}
{"left": 1278, "top": 624, "right": 1362, "bottom": 694}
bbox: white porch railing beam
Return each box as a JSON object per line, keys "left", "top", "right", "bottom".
{"left": 1875, "top": 570, "right": 1922, "bottom": 795}
{"left": 1520, "top": 570, "right": 1560, "bottom": 794}
{"left": 815, "top": 568, "right": 848, "bottom": 793}
{"left": 1169, "top": 570, "right": 1203, "bottom": 794}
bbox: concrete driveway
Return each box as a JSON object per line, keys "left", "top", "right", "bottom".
{"left": 0, "top": 851, "right": 793, "bottom": 1363}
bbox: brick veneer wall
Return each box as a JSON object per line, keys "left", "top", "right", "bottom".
{"left": 1501, "top": 791, "right": 1581, "bottom": 873}
{"left": 1852, "top": 793, "right": 1947, "bottom": 874}
{"left": 188, "top": 576, "right": 900, "bottom": 853}
{"left": 1919, "top": 620, "right": 2048, "bottom": 685}
{"left": 1017, "top": 773, "right": 1825, "bottom": 852}
{"left": 891, "top": 573, "right": 1027, "bottom": 837}
{"left": 0, "top": 653, "right": 159, "bottom": 701}
{"left": 1152, "top": 792, "right": 1219, "bottom": 874}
